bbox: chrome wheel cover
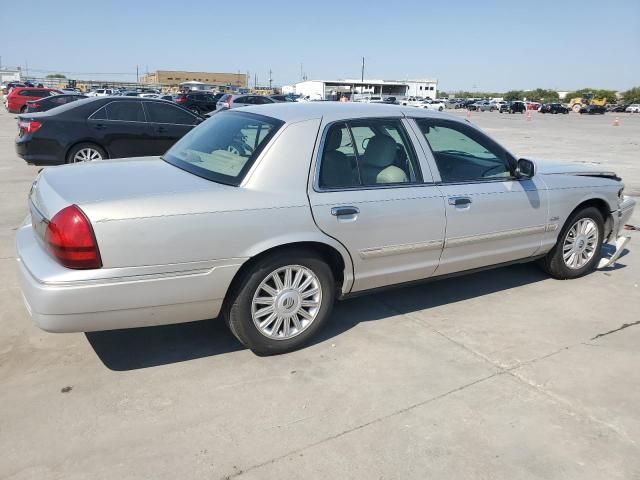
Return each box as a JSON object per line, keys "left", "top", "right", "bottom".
{"left": 562, "top": 218, "right": 599, "bottom": 269}
{"left": 251, "top": 265, "right": 322, "bottom": 340}
{"left": 73, "top": 147, "right": 102, "bottom": 163}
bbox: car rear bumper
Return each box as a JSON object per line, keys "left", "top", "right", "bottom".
{"left": 16, "top": 221, "right": 245, "bottom": 333}
{"left": 15, "top": 136, "right": 65, "bottom": 165}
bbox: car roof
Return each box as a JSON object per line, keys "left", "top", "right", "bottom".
{"left": 236, "top": 102, "right": 462, "bottom": 123}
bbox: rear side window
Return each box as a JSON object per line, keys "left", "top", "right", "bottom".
{"left": 164, "top": 111, "right": 283, "bottom": 185}
{"left": 145, "top": 102, "right": 197, "bottom": 125}
{"left": 105, "top": 101, "right": 145, "bottom": 122}
{"left": 319, "top": 118, "right": 422, "bottom": 189}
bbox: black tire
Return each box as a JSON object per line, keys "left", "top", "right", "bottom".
{"left": 20, "top": 105, "right": 28, "bottom": 113}
{"left": 223, "top": 249, "right": 335, "bottom": 355}
{"left": 540, "top": 207, "right": 604, "bottom": 279}
{"left": 66, "top": 142, "right": 107, "bottom": 164}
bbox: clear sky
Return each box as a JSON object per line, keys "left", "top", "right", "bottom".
{"left": 1, "top": 0, "right": 638, "bottom": 92}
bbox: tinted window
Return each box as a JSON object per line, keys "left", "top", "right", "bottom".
{"left": 319, "top": 123, "right": 359, "bottom": 188}
{"left": 234, "top": 96, "right": 249, "bottom": 104}
{"left": 416, "top": 119, "right": 513, "bottom": 183}
{"left": 105, "top": 101, "right": 145, "bottom": 122}
{"left": 91, "top": 106, "right": 107, "bottom": 120}
{"left": 164, "top": 111, "right": 283, "bottom": 185}
{"left": 145, "top": 102, "right": 197, "bottom": 125}
{"left": 319, "top": 119, "right": 421, "bottom": 188}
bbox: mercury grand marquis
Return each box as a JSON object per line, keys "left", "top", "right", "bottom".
{"left": 16, "top": 103, "right": 635, "bottom": 355}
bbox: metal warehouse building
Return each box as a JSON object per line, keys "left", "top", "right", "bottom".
{"left": 293, "top": 78, "right": 437, "bottom": 100}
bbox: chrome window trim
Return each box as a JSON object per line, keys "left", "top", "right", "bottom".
{"left": 313, "top": 116, "right": 430, "bottom": 193}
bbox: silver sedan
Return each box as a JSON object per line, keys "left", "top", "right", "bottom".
{"left": 17, "top": 103, "right": 635, "bottom": 355}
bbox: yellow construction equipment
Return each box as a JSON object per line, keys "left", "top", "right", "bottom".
{"left": 567, "top": 93, "right": 607, "bottom": 113}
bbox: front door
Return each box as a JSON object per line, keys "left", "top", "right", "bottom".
{"left": 411, "top": 117, "right": 548, "bottom": 276}
{"left": 308, "top": 117, "right": 446, "bottom": 292}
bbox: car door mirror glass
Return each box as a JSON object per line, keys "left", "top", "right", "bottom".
{"left": 516, "top": 158, "right": 535, "bottom": 178}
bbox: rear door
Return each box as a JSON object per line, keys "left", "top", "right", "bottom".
{"left": 308, "top": 117, "right": 446, "bottom": 292}
{"left": 88, "top": 100, "right": 150, "bottom": 158}
{"left": 142, "top": 101, "right": 199, "bottom": 153}
{"left": 411, "top": 117, "right": 548, "bottom": 276}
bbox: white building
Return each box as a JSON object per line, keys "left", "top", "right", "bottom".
{"left": 0, "top": 69, "right": 21, "bottom": 84}
{"left": 294, "top": 78, "right": 437, "bottom": 101}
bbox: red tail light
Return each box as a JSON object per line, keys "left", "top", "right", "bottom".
{"left": 45, "top": 205, "right": 102, "bottom": 269}
{"left": 29, "top": 102, "right": 41, "bottom": 109}
{"left": 176, "top": 95, "right": 186, "bottom": 104}
{"left": 19, "top": 120, "right": 42, "bottom": 134}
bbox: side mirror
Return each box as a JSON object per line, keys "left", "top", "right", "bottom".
{"left": 516, "top": 158, "right": 535, "bottom": 179}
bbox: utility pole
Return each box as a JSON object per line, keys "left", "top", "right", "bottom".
{"left": 136, "top": 65, "right": 139, "bottom": 84}
{"left": 268, "top": 69, "right": 273, "bottom": 89}
{"left": 254, "top": 73, "right": 257, "bottom": 89}
{"left": 361, "top": 57, "right": 364, "bottom": 83}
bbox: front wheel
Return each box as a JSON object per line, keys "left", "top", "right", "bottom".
{"left": 540, "top": 207, "right": 604, "bottom": 279}
{"left": 223, "top": 249, "right": 335, "bottom": 355}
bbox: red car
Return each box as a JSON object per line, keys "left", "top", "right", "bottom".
{"left": 5, "top": 87, "right": 63, "bottom": 113}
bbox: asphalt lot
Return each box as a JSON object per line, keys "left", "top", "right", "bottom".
{"left": 0, "top": 105, "right": 639, "bottom": 480}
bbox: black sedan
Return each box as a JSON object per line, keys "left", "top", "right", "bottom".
{"left": 579, "top": 105, "right": 606, "bottom": 115}
{"left": 539, "top": 103, "right": 569, "bottom": 114}
{"left": 16, "top": 97, "right": 202, "bottom": 165}
{"left": 25, "top": 94, "right": 87, "bottom": 113}
{"left": 500, "top": 101, "right": 526, "bottom": 114}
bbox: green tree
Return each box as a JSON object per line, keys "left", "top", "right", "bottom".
{"left": 46, "top": 73, "right": 66, "bottom": 79}
{"left": 525, "top": 89, "right": 559, "bottom": 103}
{"left": 622, "top": 87, "right": 640, "bottom": 104}
{"left": 504, "top": 90, "right": 524, "bottom": 101}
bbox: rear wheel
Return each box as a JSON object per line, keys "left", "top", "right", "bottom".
{"left": 20, "top": 105, "right": 28, "bottom": 113}
{"left": 66, "top": 143, "right": 106, "bottom": 163}
{"left": 540, "top": 207, "right": 604, "bottom": 279}
{"left": 223, "top": 249, "right": 335, "bottom": 355}
{"left": 189, "top": 106, "right": 201, "bottom": 115}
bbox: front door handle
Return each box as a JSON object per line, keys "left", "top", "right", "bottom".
{"left": 93, "top": 123, "right": 106, "bottom": 130}
{"left": 331, "top": 206, "right": 359, "bottom": 217}
{"left": 156, "top": 126, "right": 168, "bottom": 133}
{"left": 448, "top": 196, "right": 472, "bottom": 206}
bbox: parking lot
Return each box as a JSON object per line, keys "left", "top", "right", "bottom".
{"left": 1, "top": 105, "right": 639, "bottom": 479}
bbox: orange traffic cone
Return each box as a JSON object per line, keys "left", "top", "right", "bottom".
{"left": 613, "top": 117, "right": 620, "bottom": 126}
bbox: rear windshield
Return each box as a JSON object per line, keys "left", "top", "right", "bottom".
{"left": 163, "top": 111, "right": 284, "bottom": 186}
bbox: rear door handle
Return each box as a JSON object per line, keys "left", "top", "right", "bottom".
{"left": 448, "top": 196, "right": 472, "bottom": 206}
{"left": 331, "top": 206, "right": 359, "bottom": 216}
{"left": 156, "top": 126, "right": 168, "bottom": 133}
{"left": 93, "top": 123, "right": 106, "bottom": 130}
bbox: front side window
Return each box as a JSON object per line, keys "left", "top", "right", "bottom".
{"left": 319, "top": 118, "right": 422, "bottom": 189}
{"left": 105, "top": 101, "right": 145, "bottom": 122}
{"left": 416, "top": 118, "right": 514, "bottom": 183}
{"left": 145, "top": 102, "right": 197, "bottom": 125}
{"left": 163, "top": 111, "right": 283, "bottom": 185}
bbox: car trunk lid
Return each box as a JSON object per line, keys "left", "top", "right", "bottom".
{"left": 30, "top": 157, "right": 227, "bottom": 221}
